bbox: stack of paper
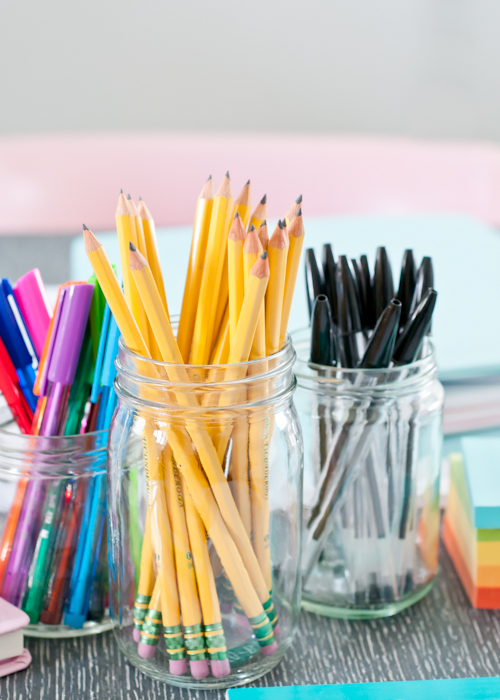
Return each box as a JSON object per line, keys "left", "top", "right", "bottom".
{"left": 443, "top": 437, "right": 500, "bottom": 608}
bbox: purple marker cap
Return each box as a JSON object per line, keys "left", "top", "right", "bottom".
{"left": 37, "top": 286, "right": 68, "bottom": 397}
{"left": 47, "top": 284, "right": 94, "bottom": 386}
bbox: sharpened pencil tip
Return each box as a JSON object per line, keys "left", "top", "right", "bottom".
{"left": 260, "top": 194, "right": 267, "bottom": 204}
{"left": 83, "top": 224, "right": 89, "bottom": 230}
{"left": 260, "top": 220, "right": 266, "bottom": 227}
{"left": 261, "top": 251, "right": 268, "bottom": 259}
{"left": 296, "top": 194, "right": 303, "bottom": 204}
{"left": 129, "top": 242, "right": 137, "bottom": 252}
{"left": 278, "top": 219, "right": 284, "bottom": 229}
{"left": 127, "top": 193, "right": 132, "bottom": 200}
{"left": 234, "top": 211, "right": 240, "bottom": 218}
{"left": 207, "top": 174, "right": 212, "bottom": 181}
{"left": 249, "top": 224, "right": 255, "bottom": 231}
{"left": 296, "top": 207, "right": 302, "bottom": 217}
{"left": 245, "top": 179, "right": 250, "bottom": 186}
{"left": 120, "top": 189, "right": 123, "bottom": 194}
{"left": 225, "top": 171, "right": 230, "bottom": 179}
{"left": 139, "top": 196, "right": 142, "bottom": 201}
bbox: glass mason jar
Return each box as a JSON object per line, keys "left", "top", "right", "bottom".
{"left": 108, "top": 335, "right": 302, "bottom": 690}
{"left": 293, "top": 328, "right": 444, "bottom": 619}
{"left": 0, "top": 406, "right": 111, "bottom": 638}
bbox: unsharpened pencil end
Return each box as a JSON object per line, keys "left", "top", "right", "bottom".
{"left": 211, "top": 658, "right": 231, "bottom": 678}
{"left": 190, "top": 659, "right": 210, "bottom": 680}
{"left": 169, "top": 658, "right": 187, "bottom": 676}
{"left": 260, "top": 640, "right": 278, "bottom": 656}
{"left": 138, "top": 642, "right": 156, "bottom": 659}
{"left": 132, "top": 628, "right": 141, "bottom": 642}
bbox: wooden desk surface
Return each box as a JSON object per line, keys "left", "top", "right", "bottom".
{"left": 2, "top": 544, "right": 499, "bottom": 700}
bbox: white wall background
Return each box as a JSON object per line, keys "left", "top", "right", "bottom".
{"left": 1, "top": 0, "right": 500, "bottom": 140}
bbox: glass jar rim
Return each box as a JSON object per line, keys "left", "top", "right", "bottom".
{"left": 292, "top": 327, "right": 438, "bottom": 391}
{"left": 116, "top": 334, "right": 296, "bottom": 386}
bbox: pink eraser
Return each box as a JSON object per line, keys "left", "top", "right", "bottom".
{"left": 220, "top": 603, "right": 232, "bottom": 614}
{"left": 138, "top": 642, "right": 156, "bottom": 659}
{"left": 169, "top": 658, "right": 187, "bottom": 675}
{"left": 235, "top": 613, "right": 251, "bottom": 629}
{"left": 14, "top": 269, "right": 52, "bottom": 358}
{"left": 0, "top": 648, "right": 32, "bottom": 678}
{"left": 273, "top": 624, "right": 280, "bottom": 637}
{"left": 211, "top": 658, "right": 231, "bottom": 678}
{"left": 189, "top": 658, "right": 210, "bottom": 679}
{"left": 132, "top": 628, "right": 141, "bottom": 643}
{"left": 261, "top": 640, "right": 278, "bottom": 657}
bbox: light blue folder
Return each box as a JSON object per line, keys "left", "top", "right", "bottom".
{"left": 70, "top": 213, "right": 500, "bottom": 382}
{"left": 227, "top": 677, "right": 500, "bottom": 700}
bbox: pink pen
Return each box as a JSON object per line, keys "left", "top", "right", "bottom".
{"left": 14, "top": 269, "right": 52, "bottom": 358}
{"left": 1, "top": 283, "right": 94, "bottom": 606}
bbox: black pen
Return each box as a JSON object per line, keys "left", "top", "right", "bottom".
{"left": 336, "top": 256, "right": 365, "bottom": 368}
{"left": 310, "top": 295, "right": 336, "bottom": 366}
{"left": 322, "top": 244, "right": 338, "bottom": 325}
{"left": 351, "top": 259, "right": 368, "bottom": 333}
{"left": 360, "top": 254, "right": 376, "bottom": 330}
{"left": 305, "top": 248, "right": 323, "bottom": 319}
{"left": 396, "top": 250, "right": 416, "bottom": 328}
{"left": 393, "top": 289, "right": 437, "bottom": 366}
{"left": 359, "top": 299, "right": 402, "bottom": 369}
{"left": 408, "top": 256, "right": 434, "bottom": 326}
{"left": 373, "top": 247, "right": 394, "bottom": 323}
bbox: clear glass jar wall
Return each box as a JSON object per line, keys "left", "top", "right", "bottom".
{"left": 293, "top": 329, "right": 444, "bottom": 619}
{"left": 0, "top": 404, "right": 111, "bottom": 638}
{"left": 108, "top": 336, "right": 302, "bottom": 689}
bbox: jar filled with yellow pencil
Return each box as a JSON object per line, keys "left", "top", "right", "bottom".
{"left": 84, "top": 176, "right": 304, "bottom": 688}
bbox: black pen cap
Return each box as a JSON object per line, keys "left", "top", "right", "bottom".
{"left": 322, "top": 244, "right": 338, "bottom": 325}
{"left": 393, "top": 289, "right": 437, "bottom": 365}
{"left": 305, "top": 248, "right": 324, "bottom": 319}
{"left": 360, "top": 254, "right": 376, "bottom": 329}
{"left": 397, "top": 249, "right": 416, "bottom": 327}
{"left": 337, "top": 256, "right": 363, "bottom": 335}
{"left": 374, "top": 247, "right": 394, "bottom": 322}
{"left": 351, "top": 258, "right": 368, "bottom": 331}
{"left": 409, "top": 256, "right": 434, "bottom": 333}
{"left": 310, "top": 294, "right": 336, "bottom": 366}
{"left": 359, "top": 299, "right": 402, "bottom": 369}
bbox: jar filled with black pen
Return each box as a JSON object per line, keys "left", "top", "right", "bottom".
{"left": 293, "top": 245, "right": 444, "bottom": 619}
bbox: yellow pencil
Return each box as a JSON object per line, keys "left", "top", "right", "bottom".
{"left": 279, "top": 208, "right": 304, "bottom": 348}
{"left": 243, "top": 226, "right": 265, "bottom": 360}
{"left": 284, "top": 194, "right": 302, "bottom": 226}
{"left": 138, "top": 196, "right": 169, "bottom": 315}
{"left": 257, "top": 220, "right": 269, "bottom": 252}
{"left": 190, "top": 173, "right": 233, "bottom": 364}
{"left": 115, "top": 191, "right": 149, "bottom": 342}
{"left": 265, "top": 220, "right": 289, "bottom": 356}
{"left": 210, "top": 306, "right": 230, "bottom": 365}
{"left": 133, "top": 511, "right": 155, "bottom": 641}
{"left": 177, "top": 176, "right": 214, "bottom": 362}
{"left": 183, "top": 486, "right": 230, "bottom": 678}
{"left": 164, "top": 446, "right": 209, "bottom": 680}
{"left": 228, "top": 213, "right": 247, "bottom": 345}
{"left": 249, "top": 194, "right": 267, "bottom": 231}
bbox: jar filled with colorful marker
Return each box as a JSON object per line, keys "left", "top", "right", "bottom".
{"left": 0, "top": 269, "right": 119, "bottom": 636}
{"left": 296, "top": 246, "right": 444, "bottom": 618}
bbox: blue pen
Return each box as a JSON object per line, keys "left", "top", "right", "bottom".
{"left": 90, "top": 303, "right": 111, "bottom": 405}
{"left": 65, "top": 313, "right": 119, "bottom": 628}
{"left": 0, "top": 280, "right": 37, "bottom": 411}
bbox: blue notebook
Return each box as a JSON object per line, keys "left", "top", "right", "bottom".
{"left": 227, "top": 678, "right": 500, "bottom": 700}
{"left": 70, "top": 213, "right": 500, "bottom": 382}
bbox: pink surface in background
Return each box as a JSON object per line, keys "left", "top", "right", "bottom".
{"left": 1, "top": 133, "right": 500, "bottom": 235}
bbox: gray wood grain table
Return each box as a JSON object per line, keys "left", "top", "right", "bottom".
{"left": 2, "top": 543, "right": 500, "bottom": 700}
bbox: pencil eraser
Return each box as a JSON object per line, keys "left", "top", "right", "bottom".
{"left": 132, "top": 628, "right": 141, "bottom": 643}
{"left": 190, "top": 658, "right": 210, "bottom": 679}
{"left": 211, "top": 658, "right": 231, "bottom": 678}
{"left": 273, "top": 623, "right": 280, "bottom": 637}
{"left": 235, "top": 613, "right": 251, "bottom": 629}
{"left": 138, "top": 642, "right": 156, "bottom": 659}
{"left": 260, "top": 640, "right": 278, "bottom": 656}
{"left": 169, "top": 658, "right": 187, "bottom": 675}
{"left": 220, "top": 603, "right": 232, "bottom": 614}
